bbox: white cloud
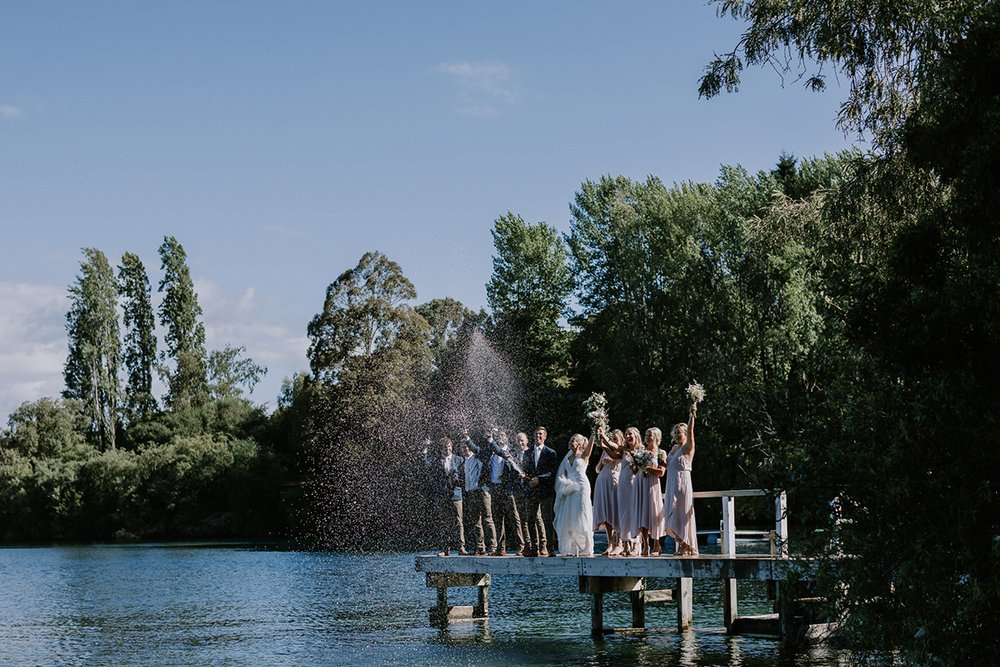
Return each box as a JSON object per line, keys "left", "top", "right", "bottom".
{"left": 194, "top": 278, "right": 309, "bottom": 407}
{"left": 0, "top": 282, "right": 68, "bottom": 425}
{"left": 0, "top": 104, "right": 24, "bottom": 118}
{"left": 435, "top": 61, "right": 520, "bottom": 116}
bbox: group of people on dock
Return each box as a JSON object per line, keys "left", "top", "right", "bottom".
{"left": 423, "top": 402, "right": 699, "bottom": 558}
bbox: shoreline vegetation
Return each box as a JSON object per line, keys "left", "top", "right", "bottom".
{"left": 3, "top": 3, "right": 1000, "bottom": 663}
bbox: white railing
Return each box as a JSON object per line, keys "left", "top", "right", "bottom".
{"left": 691, "top": 489, "right": 789, "bottom": 557}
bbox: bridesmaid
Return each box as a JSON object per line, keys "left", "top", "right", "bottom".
{"left": 616, "top": 427, "right": 642, "bottom": 556}
{"left": 592, "top": 427, "right": 624, "bottom": 555}
{"left": 635, "top": 427, "right": 667, "bottom": 556}
{"left": 664, "top": 403, "right": 699, "bottom": 556}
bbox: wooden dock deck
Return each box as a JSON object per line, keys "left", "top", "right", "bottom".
{"left": 414, "top": 489, "right": 834, "bottom": 643}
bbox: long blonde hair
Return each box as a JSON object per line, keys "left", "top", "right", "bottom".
{"left": 670, "top": 422, "right": 688, "bottom": 446}
{"left": 624, "top": 427, "right": 642, "bottom": 452}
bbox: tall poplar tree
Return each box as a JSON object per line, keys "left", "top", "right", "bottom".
{"left": 486, "top": 212, "right": 573, "bottom": 392}
{"left": 157, "top": 236, "right": 207, "bottom": 410}
{"left": 118, "top": 252, "right": 157, "bottom": 423}
{"left": 63, "top": 247, "right": 120, "bottom": 449}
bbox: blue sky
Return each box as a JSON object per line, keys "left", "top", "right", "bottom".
{"left": 0, "top": 2, "right": 860, "bottom": 423}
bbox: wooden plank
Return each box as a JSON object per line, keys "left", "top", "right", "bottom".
{"left": 415, "top": 554, "right": 810, "bottom": 581}
{"left": 578, "top": 576, "right": 644, "bottom": 594}
{"left": 644, "top": 588, "right": 673, "bottom": 603}
{"left": 429, "top": 604, "right": 484, "bottom": 624}
{"left": 692, "top": 489, "right": 770, "bottom": 498}
{"left": 775, "top": 492, "right": 789, "bottom": 557}
{"left": 425, "top": 572, "right": 490, "bottom": 588}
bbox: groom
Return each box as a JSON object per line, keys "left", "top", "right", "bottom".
{"left": 522, "top": 426, "right": 558, "bottom": 557}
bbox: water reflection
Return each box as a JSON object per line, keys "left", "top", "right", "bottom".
{"left": 0, "top": 544, "right": 855, "bottom": 666}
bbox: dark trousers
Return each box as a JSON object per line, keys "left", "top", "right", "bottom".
{"left": 493, "top": 490, "right": 524, "bottom": 552}
{"left": 527, "top": 494, "right": 556, "bottom": 552}
{"left": 463, "top": 489, "right": 497, "bottom": 553}
{"left": 436, "top": 496, "right": 465, "bottom": 551}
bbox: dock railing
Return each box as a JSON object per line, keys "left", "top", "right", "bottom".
{"left": 691, "top": 488, "right": 788, "bottom": 630}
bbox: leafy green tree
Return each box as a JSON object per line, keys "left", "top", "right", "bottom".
{"left": 305, "top": 252, "right": 432, "bottom": 548}
{"left": 486, "top": 212, "right": 573, "bottom": 422}
{"left": 699, "top": 0, "right": 980, "bottom": 140}
{"left": 207, "top": 345, "right": 267, "bottom": 400}
{"left": 158, "top": 236, "right": 207, "bottom": 410}
{"left": 118, "top": 252, "right": 158, "bottom": 423}
{"left": 64, "top": 248, "right": 121, "bottom": 449}
{"left": 1, "top": 398, "right": 92, "bottom": 460}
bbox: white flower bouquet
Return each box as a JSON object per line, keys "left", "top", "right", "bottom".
{"left": 686, "top": 381, "right": 706, "bottom": 404}
{"left": 583, "top": 392, "right": 609, "bottom": 434}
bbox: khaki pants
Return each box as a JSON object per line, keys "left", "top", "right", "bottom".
{"left": 464, "top": 489, "right": 497, "bottom": 553}
{"left": 493, "top": 490, "right": 524, "bottom": 552}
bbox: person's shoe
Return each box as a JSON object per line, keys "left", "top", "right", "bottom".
{"left": 523, "top": 547, "right": 537, "bottom": 557}
{"left": 491, "top": 548, "right": 505, "bottom": 556}
{"left": 474, "top": 548, "right": 487, "bottom": 556}
{"left": 538, "top": 548, "right": 549, "bottom": 557}
{"left": 457, "top": 548, "right": 469, "bottom": 556}
{"left": 515, "top": 547, "right": 526, "bottom": 556}
{"left": 438, "top": 549, "right": 450, "bottom": 557}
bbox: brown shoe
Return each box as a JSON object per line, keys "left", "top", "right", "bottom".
{"left": 438, "top": 549, "right": 450, "bottom": 557}
{"left": 522, "top": 547, "right": 537, "bottom": 557}
{"left": 515, "top": 548, "right": 525, "bottom": 556}
{"left": 457, "top": 548, "right": 469, "bottom": 555}
{"left": 474, "top": 548, "right": 487, "bottom": 556}
{"left": 491, "top": 548, "right": 505, "bottom": 556}
{"left": 538, "top": 548, "right": 549, "bottom": 557}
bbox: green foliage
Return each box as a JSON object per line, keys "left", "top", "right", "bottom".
{"left": 158, "top": 236, "right": 208, "bottom": 410}
{"left": 118, "top": 252, "right": 158, "bottom": 423}
{"left": 486, "top": 212, "right": 573, "bottom": 421}
{"left": 64, "top": 247, "right": 121, "bottom": 449}
{"left": 700, "top": 0, "right": 981, "bottom": 140}
{"left": 207, "top": 344, "right": 267, "bottom": 400}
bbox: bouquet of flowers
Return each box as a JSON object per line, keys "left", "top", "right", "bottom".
{"left": 583, "top": 392, "right": 609, "bottom": 434}
{"left": 631, "top": 449, "right": 653, "bottom": 471}
{"left": 686, "top": 381, "right": 706, "bottom": 404}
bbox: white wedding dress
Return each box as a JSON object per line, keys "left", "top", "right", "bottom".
{"left": 553, "top": 453, "right": 594, "bottom": 556}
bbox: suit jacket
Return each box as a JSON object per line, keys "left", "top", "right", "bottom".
{"left": 462, "top": 435, "right": 502, "bottom": 492}
{"left": 425, "top": 452, "right": 464, "bottom": 500}
{"left": 523, "top": 443, "right": 558, "bottom": 499}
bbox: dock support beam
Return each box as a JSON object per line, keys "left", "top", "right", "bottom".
{"left": 676, "top": 577, "right": 693, "bottom": 631}
{"left": 721, "top": 495, "right": 738, "bottom": 632}
{"left": 579, "top": 576, "right": 645, "bottom": 637}
{"left": 426, "top": 572, "right": 490, "bottom": 627}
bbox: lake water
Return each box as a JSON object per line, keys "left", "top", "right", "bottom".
{"left": 0, "top": 542, "right": 849, "bottom": 666}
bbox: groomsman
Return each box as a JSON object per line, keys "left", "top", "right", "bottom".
{"left": 460, "top": 433, "right": 498, "bottom": 555}
{"left": 488, "top": 430, "right": 525, "bottom": 556}
{"left": 523, "top": 426, "right": 558, "bottom": 556}
{"left": 423, "top": 437, "right": 466, "bottom": 556}
{"left": 515, "top": 432, "right": 534, "bottom": 556}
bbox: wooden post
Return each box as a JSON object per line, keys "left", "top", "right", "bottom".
{"left": 676, "top": 577, "right": 693, "bottom": 631}
{"left": 774, "top": 491, "right": 789, "bottom": 557}
{"left": 777, "top": 580, "right": 797, "bottom": 646}
{"left": 591, "top": 591, "right": 604, "bottom": 638}
{"left": 630, "top": 586, "right": 646, "bottom": 629}
{"left": 721, "top": 494, "right": 738, "bottom": 632}
{"left": 475, "top": 580, "right": 489, "bottom": 618}
{"left": 426, "top": 572, "right": 490, "bottom": 626}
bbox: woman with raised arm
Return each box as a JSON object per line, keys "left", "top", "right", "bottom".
{"left": 592, "top": 427, "right": 624, "bottom": 555}
{"left": 634, "top": 427, "right": 667, "bottom": 556}
{"left": 553, "top": 433, "right": 596, "bottom": 556}
{"left": 664, "top": 403, "right": 699, "bottom": 556}
{"left": 616, "top": 427, "right": 643, "bottom": 556}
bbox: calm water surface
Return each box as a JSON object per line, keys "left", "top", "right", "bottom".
{"left": 0, "top": 542, "right": 849, "bottom": 666}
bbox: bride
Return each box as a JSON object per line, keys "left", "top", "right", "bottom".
{"left": 554, "top": 433, "right": 595, "bottom": 556}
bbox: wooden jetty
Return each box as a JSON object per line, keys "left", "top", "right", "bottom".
{"left": 415, "top": 489, "right": 832, "bottom": 643}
